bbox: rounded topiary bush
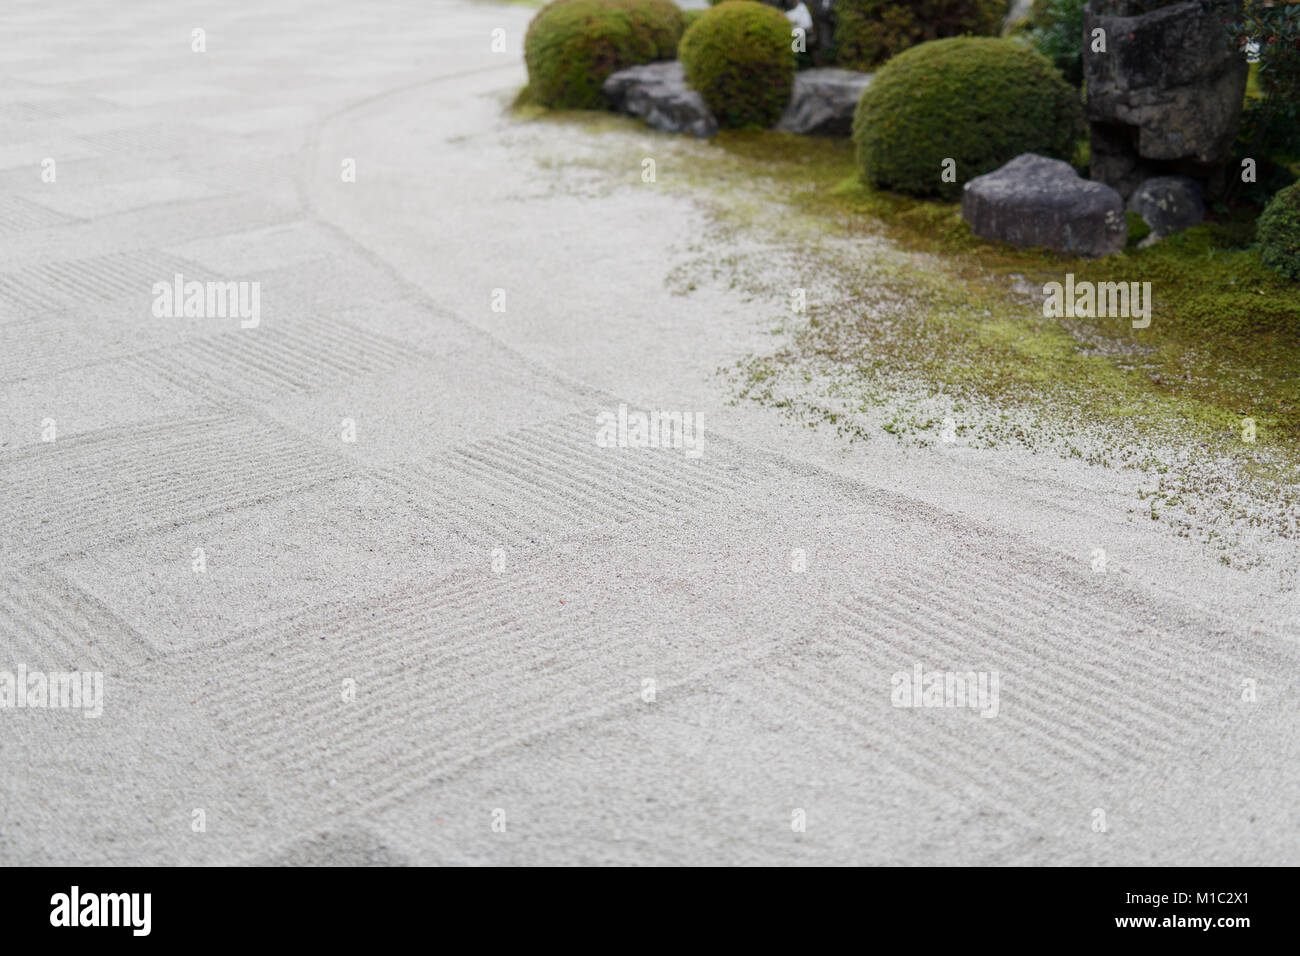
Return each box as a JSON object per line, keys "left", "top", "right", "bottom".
{"left": 1258, "top": 181, "right": 1300, "bottom": 280}
{"left": 621, "top": 0, "right": 687, "bottom": 54}
{"left": 852, "top": 37, "right": 1083, "bottom": 200}
{"left": 832, "top": 0, "right": 1004, "bottom": 71}
{"left": 679, "top": 1, "right": 795, "bottom": 129}
{"left": 524, "top": 0, "right": 685, "bottom": 110}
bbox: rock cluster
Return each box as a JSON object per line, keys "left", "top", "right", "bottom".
{"left": 1083, "top": 0, "right": 1247, "bottom": 199}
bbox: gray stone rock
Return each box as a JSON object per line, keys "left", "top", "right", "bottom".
{"left": 776, "top": 67, "right": 872, "bottom": 136}
{"left": 961, "top": 153, "right": 1128, "bottom": 258}
{"left": 603, "top": 61, "right": 717, "bottom": 138}
{"left": 1083, "top": 0, "right": 1247, "bottom": 199}
{"left": 1126, "top": 175, "right": 1205, "bottom": 241}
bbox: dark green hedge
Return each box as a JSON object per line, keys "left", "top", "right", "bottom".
{"left": 1258, "top": 180, "right": 1300, "bottom": 280}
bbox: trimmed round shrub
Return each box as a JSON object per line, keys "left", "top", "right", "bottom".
{"left": 1258, "top": 180, "right": 1300, "bottom": 280}
{"left": 524, "top": 0, "right": 685, "bottom": 110}
{"left": 621, "top": 0, "right": 687, "bottom": 53}
{"left": 832, "top": 0, "right": 1004, "bottom": 71}
{"left": 852, "top": 36, "right": 1083, "bottom": 200}
{"left": 679, "top": 1, "right": 796, "bottom": 129}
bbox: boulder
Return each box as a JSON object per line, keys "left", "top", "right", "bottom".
{"left": 603, "top": 61, "right": 717, "bottom": 138}
{"left": 961, "top": 153, "right": 1127, "bottom": 258}
{"left": 1126, "top": 175, "right": 1205, "bottom": 241}
{"left": 776, "top": 67, "right": 873, "bottom": 136}
{"left": 1083, "top": 0, "right": 1247, "bottom": 199}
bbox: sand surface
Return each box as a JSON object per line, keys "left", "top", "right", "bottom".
{"left": 0, "top": 0, "right": 1295, "bottom": 865}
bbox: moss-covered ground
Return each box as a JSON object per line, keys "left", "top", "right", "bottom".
{"left": 510, "top": 104, "right": 1300, "bottom": 553}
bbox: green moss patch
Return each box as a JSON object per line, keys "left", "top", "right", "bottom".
{"left": 509, "top": 108, "right": 1300, "bottom": 549}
